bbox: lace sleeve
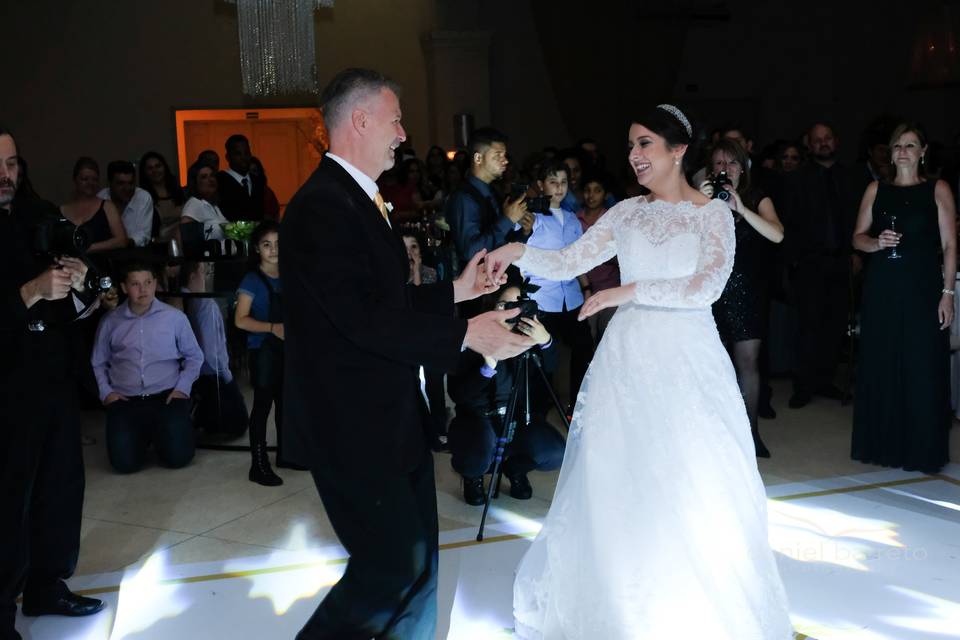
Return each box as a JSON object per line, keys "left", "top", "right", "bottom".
{"left": 632, "top": 201, "right": 735, "bottom": 309}
{"left": 515, "top": 204, "right": 620, "bottom": 280}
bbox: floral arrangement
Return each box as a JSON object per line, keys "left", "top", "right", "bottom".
{"left": 221, "top": 221, "right": 258, "bottom": 241}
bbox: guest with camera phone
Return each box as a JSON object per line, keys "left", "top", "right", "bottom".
{"left": 699, "top": 139, "right": 784, "bottom": 457}
{"left": 522, "top": 160, "right": 595, "bottom": 415}
{"left": 448, "top": 284, "right": 566, "bottom": 505}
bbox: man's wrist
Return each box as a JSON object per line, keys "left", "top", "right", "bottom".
{"left": 19, "top": 281, "right": 39, "bottom": 309}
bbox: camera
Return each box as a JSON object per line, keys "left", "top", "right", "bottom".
{"left": 510, "top": 183, "right": 552, "bottom": 215}
{"left": 502, "top": 277, "right": 541, "bottom": 331}
{"left": 709, "top": 171, "right": 733, "bottom": 202}
{"left": 34, "top": 215, "right": 91, "bottom": 257}
{"left": 33, "top": 213, "right": 112, "bottom": 293}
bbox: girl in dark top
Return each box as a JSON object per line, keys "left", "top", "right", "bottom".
{"left": 60, "top": 157, "right": 127, "bottom": 252}
{"left": 235, "top": 221, "right": 294, "bottom": 486}
{"left": 851, "top": 123, "right": 957, "bottom": 473}
{"left": 699, "top": 139, "right": 784, "bottom": 457}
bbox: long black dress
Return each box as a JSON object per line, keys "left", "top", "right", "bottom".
{"left": 852, "top": 180, "right": 950, "bottom": 473}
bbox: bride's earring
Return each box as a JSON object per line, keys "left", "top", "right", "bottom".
{"left": 674, "top": 157, "right": 681, "bottom": 166}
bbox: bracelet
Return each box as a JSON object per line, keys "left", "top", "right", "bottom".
{"left": 943, "top": 289, "right": 955, "bottom": 296}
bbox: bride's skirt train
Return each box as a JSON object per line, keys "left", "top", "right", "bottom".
{"left": 513, "top": 304, "right": 793, "bottom": 639}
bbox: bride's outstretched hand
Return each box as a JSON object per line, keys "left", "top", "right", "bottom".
{"left": 484, "top": 242, "right": 525, "bottom": 285}
{"left": 577, "top": 284, "right": 635, "bottom": 321}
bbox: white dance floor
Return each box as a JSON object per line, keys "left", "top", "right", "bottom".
{"left": 16, "top": 465, "right": 960, "bottom": 640}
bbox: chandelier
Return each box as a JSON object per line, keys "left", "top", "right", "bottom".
{"left": 226, "top": 0, "right": 334, "bottom": 97}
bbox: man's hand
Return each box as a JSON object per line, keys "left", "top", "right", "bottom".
{"left": 463, "top": 308, "right": 537, "bottom": 360}
{"left": 103, "top": 392, "right": 128, "bottom": 405}
{"left": 504, "top": 194, "right": 529, "bottom": 224}
{"left": 271, "top": 323, "right": 285, "bottom": 340}
{"left": 483, "top": 242, "right": 525, "bottom": 286}
{"left": 453, "top": 249, "right": 500, "bottom": 303}
{"left": 515, "top": 316, "right": 550, "bottom": 345}
{"left": 577, "top": 284, "right": 635, "bottom": 321}
{"left": 20, "top": 267, "right": 73, "bottom": 308}
{"left": 166, "top": 390, "right": 189, "bottom": 404}
{"left": 58, "top": 257, "right": 88, "bottom": 291}
{"left": 517, "top": 211, "right": 535, "bottom": 235}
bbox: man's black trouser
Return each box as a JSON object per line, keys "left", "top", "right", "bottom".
{"left": 0, "top": 381, "right": 84, "bottom": 633}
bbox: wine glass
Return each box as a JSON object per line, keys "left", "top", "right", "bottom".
{"left": 887, "top": 213, "right": 901, "bottom": 260}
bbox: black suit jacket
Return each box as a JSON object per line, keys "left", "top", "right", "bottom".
{"left": 217, "top": 171, "right": 265, "bottom": 221}
{"left": 280, "top": 156, "right": 468, "bottom": 474}
{"left": 780, "top": 161, "right": 861, "bottom": 263}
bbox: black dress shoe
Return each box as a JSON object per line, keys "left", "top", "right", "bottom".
{"left": 507, "top": 472, "right": 533, "bottom": 500}
{"left": 462, "top": 476, "right": 485, "bottom": 506}
{"left": 21, "top": 589, "right": 104, "bottom": 617}
{"left": 788, "top": 392, "right": 811, "bottom": 409}
{"left": 758, "top": 402, "right": 777, "bottom": 420}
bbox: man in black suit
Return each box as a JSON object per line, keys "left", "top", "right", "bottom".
{"left": 216, "top": 134, "right": 265, "bottom": 221}
{"left": 780, "top": 122, "right": 861, "bottom": 408}
{"left": 280, "top": 68, "right": 535, "bottom": 640}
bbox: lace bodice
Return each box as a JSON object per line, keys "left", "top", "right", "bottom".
{"left": 515, "top": 197, "right": 735, "bottom": 309}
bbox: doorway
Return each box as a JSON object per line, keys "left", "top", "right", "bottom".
{"left": 175, "top": 108, "right": 326, "bottom": 215}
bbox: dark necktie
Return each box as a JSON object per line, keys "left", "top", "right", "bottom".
{"left": 241, "top": 177, "right": 250, "bottom": 196}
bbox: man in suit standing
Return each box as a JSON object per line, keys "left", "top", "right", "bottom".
{"left": 217, "top": 134, "right": 265, "bottom": 221}
{"left": 281, "top": 68, "right": 535, "bottom": 640}
{"left": 781, "top": 121, "right": 861, "bottom": 408}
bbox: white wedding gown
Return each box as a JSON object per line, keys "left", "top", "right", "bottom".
{"left": 512, "top": 196, "right": 793, "bottom": 639}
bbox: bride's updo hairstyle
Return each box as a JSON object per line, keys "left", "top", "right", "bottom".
{"left": 634, "top": 104, "right": 704, "bottom": 174}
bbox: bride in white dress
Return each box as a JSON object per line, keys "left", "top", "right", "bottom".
{"left": 484, "top": 105, "right": 793, "bottom": 639}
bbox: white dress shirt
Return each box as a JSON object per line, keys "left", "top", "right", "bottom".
{"left": 98, "top": 186, "right": 154, "bottom": 246}
{"left": 182, "top": 197, "right": 229, "bottom": 240}
{"left": 224, "top": 168, "right": 252, "bottom": 195}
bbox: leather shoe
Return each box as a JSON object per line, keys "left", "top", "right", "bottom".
{"left": 22, "top": 589, "right": 104, "bottom": 617}
{"left": 758, "top": 402, "right": 777, "bottom": 420}
{"left": 507, "top": 472, "right": 533, "bottom": 500}
{"left": 788, "top": 392, "right": 811, "bottom": 409}
{"left": 463, "top": 476, "right": 485, "bottom": 506}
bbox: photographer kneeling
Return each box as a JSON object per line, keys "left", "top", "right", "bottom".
{"left": 447, "top": 285, "right": 566, "bottom": 505}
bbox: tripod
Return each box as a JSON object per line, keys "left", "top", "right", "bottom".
{"left": 476, "top": 348, "right": 570, "bottom": 541}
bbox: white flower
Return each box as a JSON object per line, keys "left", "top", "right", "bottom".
{"left": 384, "top": 201, "right": 394, "bottom": 213}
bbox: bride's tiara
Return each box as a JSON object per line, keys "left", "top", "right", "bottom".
{"left": 656, "top": 104, "right": 692, "bottom": 138}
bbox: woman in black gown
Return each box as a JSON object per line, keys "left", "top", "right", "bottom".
{"left": 700, "top": 139, "right": 784, "bottom": 457}
{"left": 851, "top": 123, "right": 957, "bottom": 473}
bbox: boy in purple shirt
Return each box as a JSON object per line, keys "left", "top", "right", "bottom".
{"left": 91, "top": 263, "right": 203, "bottom": 472}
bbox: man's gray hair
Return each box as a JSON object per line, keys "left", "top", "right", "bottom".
{"left": 320, "top": 68, "right": 401, "bottom": 132}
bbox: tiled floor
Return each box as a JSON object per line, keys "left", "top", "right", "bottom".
{"left": 13, "top": 379, "right": 960, "bottom": 639}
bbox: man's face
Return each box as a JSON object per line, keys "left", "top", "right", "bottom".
{"left": 582, "top": 180, "right": 607, "bottom": 210}
{"left": 808, "top": 125, "right": 838, "bottom": 162}
{"left": 110, "top": 172, "right": 136, "bottom": 204}
{"left": 0, "top": 135, "right": 20, "bottom": 207}
{"left": 867, "top": 143, "right": 891, "bottom": 170}
{"left": 226, "top": 141, "right": 252, "bottom": 175}
{"left": 474, "top": 142, "right": 508, "bottom": 182}
{"left": 121, "top": 270, "right": 157, "bottom": 312}
{"left": 563, "top": 157, "right": 581, "bottom": 188}
{"left": 722, "top": 129, "right": 752, "bottom": 154}
{"left": 362, "top": 88, "right": 407, "bottom": 175}
{"left": 580, "top": 141, "right": 598, "bottom": 163}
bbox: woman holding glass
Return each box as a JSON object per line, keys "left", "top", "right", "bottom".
{"left": 851, "top": 123, "right": 957, "bottom": 473}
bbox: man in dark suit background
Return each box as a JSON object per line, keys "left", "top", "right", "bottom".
{"left": 280, "top": 68, "right": 535, "bottom": 640}
{"left": 217, "top": 134, "right": 265, "bottom": 221}
{"left": 780, "top": 121, "right": 862, "bottom": 408}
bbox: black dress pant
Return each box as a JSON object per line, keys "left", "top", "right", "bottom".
{"left": 298, "top": 451, "right": 438, "bottom": 640}
{"left": 448, "top": 411, "right": 565, "bottom": 478}
{"left": 0, "top": 381, "right": 84, "bottom": 632}
{"left": 792, "top": 253, "right": 850, "bottom": 395}
{"left": 193, "top": 375, "right": 248, "bottom": 436}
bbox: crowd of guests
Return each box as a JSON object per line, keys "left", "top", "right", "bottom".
{"left": 15, "top": 115, "right": 958, "bottom": 504}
